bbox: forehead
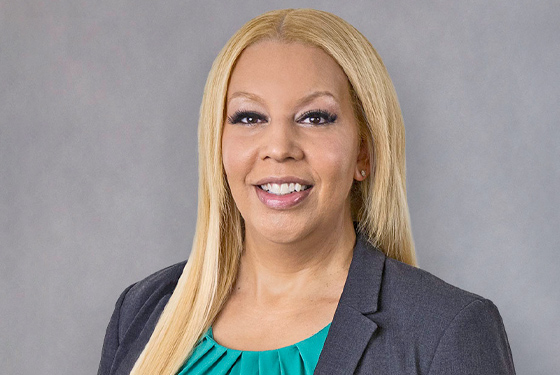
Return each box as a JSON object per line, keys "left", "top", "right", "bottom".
{"left": 227, "top": 40, "right": 351, "bottom": 102}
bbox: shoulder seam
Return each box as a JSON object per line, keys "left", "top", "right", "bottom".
{"left": 116, "top": 283, "right": 136, "bottom": 345}
{"left": 425, "top": 297, "right": 486, "bottom": 374}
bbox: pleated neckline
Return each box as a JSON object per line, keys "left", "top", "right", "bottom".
{"left": 177, "top": 323, "right": 331, "bottom": 375}
{"left": 206, "top": 324, "right": 331, "bottom": 353}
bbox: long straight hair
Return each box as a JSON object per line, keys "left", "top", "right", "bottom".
{"left": 131, "top": 8, "right": 416, "bottom": 374}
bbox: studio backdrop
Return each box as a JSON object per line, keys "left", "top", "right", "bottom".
{"left": 1, "top": 1, "right": 558, "bottom": 374}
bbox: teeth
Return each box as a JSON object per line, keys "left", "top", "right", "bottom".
{"left": 259, "top": 182, "right": 309, "bottom": 195}
{"left": 271, "top": 183, "right": 281, "bottom": 195}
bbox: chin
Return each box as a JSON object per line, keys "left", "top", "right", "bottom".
{"left": 247, "top": 215, "right": 315, "bottom": 245}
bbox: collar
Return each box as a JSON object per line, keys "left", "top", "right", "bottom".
{"left": 314, "top": 230, "right": 386, "bottom": 374}
{"left": 338, "top": 231, "right": 385, "bottom": 314}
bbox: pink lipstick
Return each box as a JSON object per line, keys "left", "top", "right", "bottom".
{"left": 253, "top": 180, "right": 313, "bottom": 209}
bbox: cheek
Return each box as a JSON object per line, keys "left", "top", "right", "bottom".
{"left": 315, "top": 135, "right": 358, "bottom": 179}
{"left": 221, "top": 128, "right": 252, "bottom": 183}
{"left": 221, "top": 128, "right": 236, "bottom": 181}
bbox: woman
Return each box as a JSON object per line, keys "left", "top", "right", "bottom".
{"left": 98, "top": 9, "right": 515, "bottom": 375}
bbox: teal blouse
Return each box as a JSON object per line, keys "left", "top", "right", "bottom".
{"left": 177, "top": 324, "right": 331, "bottom": 375}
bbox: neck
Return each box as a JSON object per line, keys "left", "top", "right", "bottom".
{"left": 238, "top": 217, "right": 356, "bottom": 301}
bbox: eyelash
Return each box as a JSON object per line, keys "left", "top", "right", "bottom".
{"left": 297, "top": 110, "right": 338, "bottom": 125}
{"left": 227, "top": 111, "right": 267, "bottom": 125}
{"left": 227, "top": 109, "right": 338, "bottom": 125}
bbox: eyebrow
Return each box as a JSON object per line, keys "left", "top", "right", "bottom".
{"left": 295, "top": 91, "right": 338, "bottom": 107}
{"left": 227, "top": 91, "right": 338, "bottom": 107}
{"left": 227, "top": 91, "right": 265, "bottom": 105}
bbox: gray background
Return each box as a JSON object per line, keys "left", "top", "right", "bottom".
{"left": 1, "top": 1, "right": 558, "bottom": 374}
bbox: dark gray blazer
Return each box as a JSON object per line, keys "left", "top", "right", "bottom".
{"left": 98, "top": 233, "right": 516, "bottom": 374}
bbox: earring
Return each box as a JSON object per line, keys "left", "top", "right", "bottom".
{"left": 360, "top": 170, "right": 366, "bottom": 177}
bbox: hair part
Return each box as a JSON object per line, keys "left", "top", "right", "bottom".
{"left": 131, "top": 8, "right": 415, "bottom": 374}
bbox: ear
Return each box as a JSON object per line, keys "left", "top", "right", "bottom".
{"left": 354, "top": 140, "right": 370, "bottom": 181}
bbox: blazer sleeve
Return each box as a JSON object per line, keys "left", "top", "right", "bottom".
{"left": 427, "top": 298, "right": 516, "bottom": 375}
{"left": 97, "top": 284, "right": 135, "bottom": 375}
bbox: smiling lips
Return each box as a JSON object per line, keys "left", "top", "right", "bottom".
{"left": 254, "top": 181, "right": 313, "bottom": 209}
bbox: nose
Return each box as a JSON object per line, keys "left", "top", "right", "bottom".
{"left": 260, "top": 118, "right": 304, "bottom": 162}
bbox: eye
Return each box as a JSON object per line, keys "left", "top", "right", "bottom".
{"left": 228, "top": 110, "right": 268, "bottom": 125}
{"left": 297, "top": 110, "right": 338, "bottom": 125}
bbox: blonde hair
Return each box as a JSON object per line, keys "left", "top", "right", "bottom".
{"left": 131, "top": 8, "right": 416, "bottom": 374}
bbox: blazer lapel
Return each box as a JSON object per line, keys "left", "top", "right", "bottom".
{"left": 314, "top": 232, "right": 386, "bottom": 375}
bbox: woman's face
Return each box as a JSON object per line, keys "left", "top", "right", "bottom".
{"left": 222, "top": 40, "right": 368, "bottom": 245}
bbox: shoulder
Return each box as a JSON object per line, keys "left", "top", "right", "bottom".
{"left": 98, "top": 261, "right": 187, "bottom": 375}
{"left": 378, "top": 256, "right": 498, "bottom": 337}
{"left": 381, "top": 256, "right": 484, "bottom": 316}
{"left": 117, "top": 260, "right": 186, "bottom": 339}
{"left": 121, "top": 260, "right": 186, "bottom": 310}
{"left": 368, "top": 256, "right": 515, "bottom": 373}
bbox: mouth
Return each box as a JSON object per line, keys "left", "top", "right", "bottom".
{"left": 257, "top": 182, "right": 312, "bottom": 196}
{"left": 253, "top": 178, "right": 313, "bottom": 209}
